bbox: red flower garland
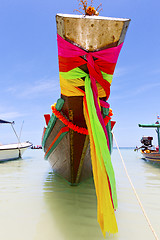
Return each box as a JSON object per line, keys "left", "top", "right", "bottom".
{"left": 51, "top": 105, "right": 112, "bottom": 135}
{"left": 51, "top": 105, "right": 88, "bottom": 135}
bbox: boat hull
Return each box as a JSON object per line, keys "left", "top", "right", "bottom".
{"left": 0, "top": 142, "right": 32, "bottom": 162}
{"left": 43, "top": 117, "right": 92, "bottom": 184}
{"left": 142, "top": 152, "right": 160, "bottom": 162}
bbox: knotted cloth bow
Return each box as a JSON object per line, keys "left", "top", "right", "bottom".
{"left": 56, "top": 34, "right": 123, "bottom": 236}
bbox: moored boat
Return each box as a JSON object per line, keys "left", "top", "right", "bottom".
{"left": 0, "top": 119, "right": 32, "bottom": 162}
{"left": 42, "top": 7, "right": 130, "bottom": 235}
{"left": 42, "top": 13, "right": 130, "bottom": 184}
{"left": 137, "top": 123, "right": 160, "bottom": 162}
{"left": 0, "top": 142, "right": 32, "bottom": 162}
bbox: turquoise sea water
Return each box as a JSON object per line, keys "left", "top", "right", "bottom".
{"left": 0, "top": 149, "right": 160, "bottom": 240}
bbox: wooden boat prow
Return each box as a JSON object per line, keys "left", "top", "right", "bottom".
{"left": 56, "top": 14, "right": 130, "bottom": 51}
{"left": 42, "top": 14, "right": 130, "bottom": 185}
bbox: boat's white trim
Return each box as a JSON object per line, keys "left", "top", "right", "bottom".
{"left": 56, "top": 13, "right": 130, "bottom": 21}
{"left": 0, "top": 142, "right": 32, "bottom": 150}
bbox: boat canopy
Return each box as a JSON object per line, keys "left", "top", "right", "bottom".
{"left": 139, "top": 123, "right": 160, "bottom": 128}
{"left": 0, "top": 119, "right": 14, "bottom": 124}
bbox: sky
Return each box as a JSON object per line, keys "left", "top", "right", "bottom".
{"left": 0, "top": 0, "right": 160, "bottom": 147}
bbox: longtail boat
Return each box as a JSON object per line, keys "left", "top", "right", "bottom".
{"left": 42, "top": 12, "right": 130, "bottom": 235}
{"left": 138, "top": 123, "right": 160, "bottom": 162}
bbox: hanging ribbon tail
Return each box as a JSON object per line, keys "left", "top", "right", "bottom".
{"left": 83, "top": 75, "right": 118, "bottom": 235}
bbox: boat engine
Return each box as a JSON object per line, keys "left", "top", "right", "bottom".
{"left": 141, "top": 136, "right": 153, "bottom": 147}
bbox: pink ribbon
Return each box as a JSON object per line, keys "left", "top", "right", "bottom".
{"left": 57, "top": 34, "right": 123, "bottom": 63}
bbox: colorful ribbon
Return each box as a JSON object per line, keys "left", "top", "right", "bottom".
{"left": 57, "top": 34, "right": 123, "bottom": 235}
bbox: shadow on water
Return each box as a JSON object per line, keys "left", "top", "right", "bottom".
{"left": 0, "top": 157, "right": 23, "bottom": 164}
{"left": 139, "top": 157, "right": 160, "bottom": 190}
{"left": 0, "top": 155, "right": 33, "bottom": 164}
{"left": 43, "top": 171, "right": 112, "bottom": 240}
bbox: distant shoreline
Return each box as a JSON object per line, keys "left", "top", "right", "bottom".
{"left": 113, "top": 147, "right": 135, "bottom": 149}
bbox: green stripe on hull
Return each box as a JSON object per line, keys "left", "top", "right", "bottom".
{"left": 45, "top": 131, "right": 68, "bottom": 160}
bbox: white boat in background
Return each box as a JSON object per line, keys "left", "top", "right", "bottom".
{"left": 0, "top": 141, "right": 32, "bottom": 162}
{"left": 0, "top": 119, "right": 32, "bottom": 162}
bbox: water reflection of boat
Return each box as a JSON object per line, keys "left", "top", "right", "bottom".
{"left": 0, "top": 119, "right": 32, "bottom": 162}
{"left": 43, "top": 172, "right": 104, "bottom": 240}
{"left": 136, "top": 122, "right": 160, "bottom": 163}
